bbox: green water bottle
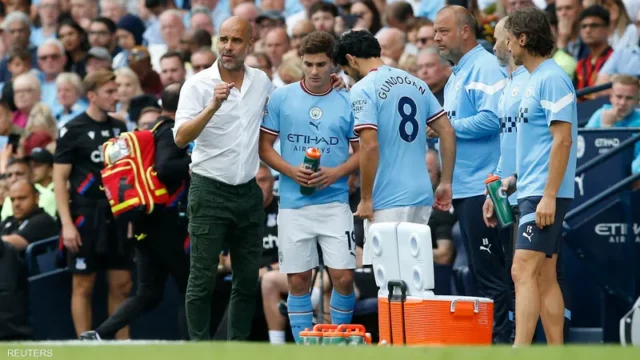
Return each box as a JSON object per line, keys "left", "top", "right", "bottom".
{"left": 300, "top": 147, "right": 321, "bottom": 195}
{"left": 485, "top": 175, "right": 515, "bottom": 228}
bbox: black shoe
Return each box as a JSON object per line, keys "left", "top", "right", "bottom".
{"left": 79, "top": 331, "right": 102, "bottom": 340}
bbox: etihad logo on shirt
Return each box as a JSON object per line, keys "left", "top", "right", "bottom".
{"left": 286, "top": 134, "right": 339, "bottom": 146}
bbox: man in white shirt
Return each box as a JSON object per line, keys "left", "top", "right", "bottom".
{"left": 174, "top": 16, "right": 273, "bottom": 341}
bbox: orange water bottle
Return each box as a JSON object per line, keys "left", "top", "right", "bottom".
{"left": 300, "top": 148, "right": 321, "bottom": 195}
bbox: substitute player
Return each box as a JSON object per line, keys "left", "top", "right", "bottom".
{"left": 332, "top": 30, "right": 456, "bottom": 266}
{"left": 259, "top": 31, "right": 360, "bottom": 343}
{"left": 505, "top": 7, "right": 577, "bottom": 346}
{"left": 433, "top": 5, "right": 512, "bottom": 343}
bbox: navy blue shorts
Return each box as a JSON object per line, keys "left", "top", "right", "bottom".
{"left": 515, "top": 196, "right": 572, "bottom": 258}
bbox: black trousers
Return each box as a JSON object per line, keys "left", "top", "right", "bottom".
{"left": 453, "top": 195, "right": 512, "bottom": 343}
{"left": 95, "top": 209, "right": 190, "bottom": 339}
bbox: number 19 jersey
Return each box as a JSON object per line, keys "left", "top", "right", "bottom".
{"left": 350, "top": 65, "right": 444, "bottom": 211}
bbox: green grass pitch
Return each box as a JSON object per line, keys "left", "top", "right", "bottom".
{"left": 1, "top": 342, "right": 640, "bottom": 360}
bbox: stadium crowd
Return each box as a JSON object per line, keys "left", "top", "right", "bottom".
{"left": 0, "top": 0, "right": 638, "bottom": 346}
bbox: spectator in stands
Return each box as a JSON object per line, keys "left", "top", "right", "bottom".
{"left": 233, "top": 2, "right": 260, "bottom": 43}
{"left": 137, "top": 106, "right": 162, "bottom": 130}
{"left": 128, "top": 46, "right": 163, "bottom": 96}
{"left": 585, "top": 75, "right": 640, "bottom": 154}
{"left": 415, "top": 19, "right": 437, "bottom": 50}
{"left": 112, "top": 14, "right": 146, "bottom": 70}
{"left": 85, "top": 47, "right": 113, "bottom": 73}
{"left": 255, "top": 11, "right": 286, "bottom": 52}
{"left": 191, "top": 48, "right": 217, "bottom": 73}
{"left": 265, "top": 27, "right": 291, "bottom": 87}
{"left": 0, "top": 101, "right": 22, "bottom": 138}
{"left": 142, "top": 0, "right": 177, "bottom": 47}
{"left": 150, "top": 10, "right": 186, "bottom": 72}
{"left": 376, "top": 28, "right": 408, "bottom": 64}
{"left": 286, "top": 0, "right": 321, "bottom": 35}
{"left": 556, "top": 0, "right": 589, "bottom": 60}
{"left": 595, "top": 45, "right": 640, "bottom": 87}
{"left": 88, "top": 17, "right": 121, "bottom": 58}
{"left": 57, "top": 18, "right": 90, "bottom": 79}
{"left": 190, "top": 6, "right": 216, "bottom": 36}
{"left": 398, "top": 53, "right": 418, "bottom": 75}
{"left": 426, "top": 149, "right": 456, "bottom": 265}
{"left": 245, "top": 52, "right": 273, "bottom": 79}
{"left": 309, "top": 2, "right": 338, "bottom": 35}
{"left": 1, "top": 49, "right": 33, "bottom": 93}
{"left": 0, "top": 12, "right": 38, "bottom": 83}
{"left": 12, "top": 73, "right": 41, "bottom": 129}
{"left": 1, "top": 180, "right": 58, "bottom": 252}
{"left": 32, "top": 0, "right": 61, "bottom": 47}
{"left": 284, "top": 20, "right": 314, "bottom": 60}
{"left": 23, "top": 102, "right": 58, "bottom": 154}
{"left": 1, "top": 158, "right": 56, "bottom": 220}
{"left": 100, "top": 0, "right": 128, "bottom": 24}
{"left": 416, "top": 47, "right": 450, "bottom": 106}
{"left": 385, "top": 1, "right": 416, "bottom": 33}
{"left": 276, "top": 57, "right": 303, "bottom": 85}
{"left": 112, "top": 67, "right": 143, "bottom": 126}
{"left": 37, "top": 39, "right": 67, "bottom": 112}
{"left": 350, "top": 0, "right": 383, "bottom": 34}
{"left": 55, "top": 72, "right": 88, "bottom": 127}
{"left": 601, "top": 0, "right": 639, "bottom": 48}
{"left": 28, "top": 148, "right": 54, "bottom": 206}
{"left": 547, "top": 6, "right": 579, "bottom": 80}
{"left": 159, "top": 51, "right": 187, "bottom": 87}
{"left": 575, "top": 5, "right": 614, "bottom": 90}
{"left": 70, "top": 0, "right": 99, "bottom": 29}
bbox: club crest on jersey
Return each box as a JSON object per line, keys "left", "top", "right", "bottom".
{"left": 525, "top": 87, "right": 533, "bottom": 98}
{"left": 511, "top": 86, "right": 520, "bottom": 97}
{"left": 309, "top": 107, "right": 323, "bottom": 120}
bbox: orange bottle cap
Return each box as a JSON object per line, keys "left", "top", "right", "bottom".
{"left": 305, "top": 147, "right": 322, "bottom": 160}
{"left": 484, "top": 174, "right": 501, "bottom": 184}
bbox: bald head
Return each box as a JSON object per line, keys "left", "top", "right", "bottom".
{"left": 376, "top": 27, "right": 406, "bottom": 62}
{"left": 220, "top": 16, "right": 253, "bottom": 40}
{"left": 438, "top": 5, "right": 477, "bottom": 36}
{"left": 233, "top": 2, "right": 258, "bottom": 20}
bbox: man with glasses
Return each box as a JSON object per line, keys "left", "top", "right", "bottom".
{"left": 37, "top": 39, "right": 67, "bottom": 112}
{"left": 415, "top": 19, "right": 437, "bottom": 50}
{"left": 286, "top": 20, "right": 314, "bottom": 59}
{"left": 575, "top": 5, "right": 613, "bottom": 90}
{"left": 88, "top": 17, "right": 121, "bottom": 58}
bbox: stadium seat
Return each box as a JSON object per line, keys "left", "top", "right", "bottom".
{"left": 25, "top": 236, "right": 60, "bottom": 277}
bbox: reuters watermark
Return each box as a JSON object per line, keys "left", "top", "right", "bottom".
{"left": 7, "top": 349, "right": 54, "bottom": 358}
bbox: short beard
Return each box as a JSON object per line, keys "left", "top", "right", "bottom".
{"left": 220, "top": 58, "right": 244, "bottom": 71}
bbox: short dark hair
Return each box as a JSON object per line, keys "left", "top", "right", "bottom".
{"left": 8, "top": 48, "right": 31, "bottom": 63}
{"left": 332, "top": 30, "right": 381, "bottom": 66}
{"left": 545, "top": 4, "right": 558, "bottom": 27}
{"left": 193, "top": 29, "right": 213, "bottom": 48}
{"left": 309, "top": 2, "right": 338, "bottom": 18}
{"left": 301, "top": 31, "right": 336, "bottom": 58}
{"left": 387, "top": 1, "right": 414, "bottom": 23}
{"left": 505, "top": 7, "right": 555, "bottom": 58}
{"left": 83, "top": 69, "right": 116, "bottom": 93}
{"left": 91, "top": 17, "right": 117, "bottom": 34}
{"left": 160, "top": 50, "right": 184, "bottom": 64}
{"left": 161, "top": 83, "right": 182, "bottom": 112}
{"left": 579, "top": 5, "right": 610, "bottom": 26}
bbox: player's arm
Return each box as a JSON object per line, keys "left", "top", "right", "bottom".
{"left": 451, "top": 72, "right": 506, "bottom": 140}
{"left": 427, "top": 114, "right": 455, "bottom": 186}
{"left": 259, "top": 132, "right": 295, "bottom": 179}
{"left": 545, "top": 121, "right": 573, "bottom": 198}
{"left": 53, "top": 164, "right": 73, "bottom": 230}
{"left": 358, "top": 128, "right": 378, "bottom": 203}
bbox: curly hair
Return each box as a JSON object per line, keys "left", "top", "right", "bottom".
{"left": 332, "top": 30, "right": 381, "bottom": 66}
{"left": 504, "top": 7, "right": 554, "bottom": 58}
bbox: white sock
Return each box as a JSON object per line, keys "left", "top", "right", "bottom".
{"left": 269, "top": 330, "right": 286, "bottom": 344}
{"left": 310, "top": 287, "right": 321, "bottom": 309}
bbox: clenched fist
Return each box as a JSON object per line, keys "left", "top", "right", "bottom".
{"left": 212, "top": 82, "right": 235, "bottom": 111}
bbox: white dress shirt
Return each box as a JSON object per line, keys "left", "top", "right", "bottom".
{"left": 174, "top": 61, "right": 274, "bottom": 185}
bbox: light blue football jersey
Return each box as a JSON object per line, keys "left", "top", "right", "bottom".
{"left": 350, "top": 65, "right": 444, "bottom": 211}
{"left": 261, "top": 81, "right": 357, "bottom": 209}
{"left": 443, "top": 44, "right": 507, "bottom": 199}
{"left": 516, "top": 59, "right": 577, "bottom": 200}
{"left": 496, "top": 66, "right": 529, "bottom": 206}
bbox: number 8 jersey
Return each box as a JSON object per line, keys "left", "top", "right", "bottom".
{"left": 350, "top": 65, "right": 444, "bottom": 211}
